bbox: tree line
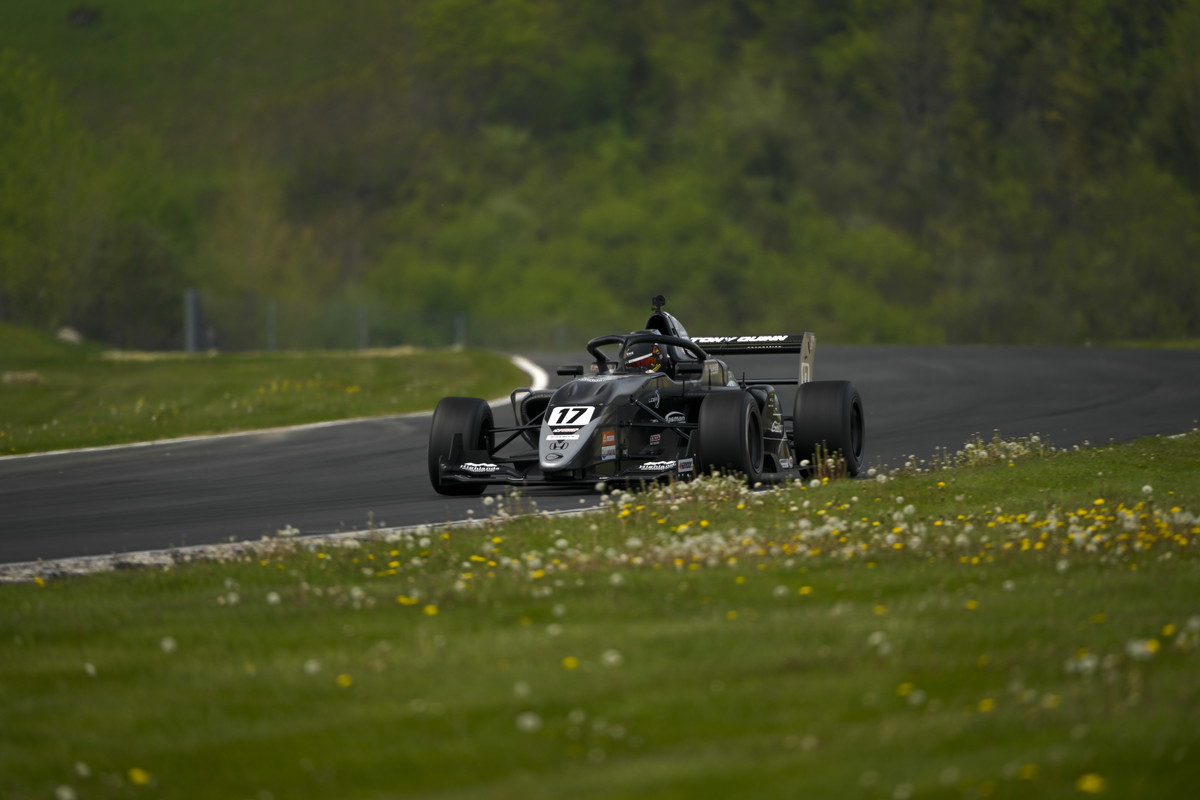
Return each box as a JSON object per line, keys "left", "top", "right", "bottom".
{"left": 2, "top": 0, "right": 1197, "bottom": 348}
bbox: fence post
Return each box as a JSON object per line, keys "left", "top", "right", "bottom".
{"left": 267, "top": 298, "right": 278, "bottom": 351}
{"left": 453, "top": 313, "right": 467, "bottom": 348}
{"left": 184, "top": 289, "right": 200, "bottom": 353}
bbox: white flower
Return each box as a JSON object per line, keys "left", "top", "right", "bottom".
{"left": 601, "top": 649, "right": 624, "bottom": 668}
{"left": 160, "top": 636, "right": 177, "bottom": 654}
{"left": 512, "top": 681, "right": 531, "bottom": 698}
{"left": 1142, "top": 485, "right": 1153, "bottom": 495}
{"left": 516, "top": 711, "right": 543, "bottom": 733}
{"left": 1125, "top": 639, "right": 1160, "bottom": 661}
{"left": 266, "top": 592, "right": 281, "bottom": 605}
{"left": 304, "top": 659, "right": 321, "bottom": 675}
{"left": 55, "top": 786, "right": 76, "bottom": 800}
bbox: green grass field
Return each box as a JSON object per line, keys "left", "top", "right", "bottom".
{"left": 2, "top": 427, "right": 1198, "bottom": 799}
{"left": 0, "top": 323, "right": 526, "bottom": 455}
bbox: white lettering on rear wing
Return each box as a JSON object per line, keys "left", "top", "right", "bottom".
{"left": 691, "top": 332, "right": 816, "bottom": 383}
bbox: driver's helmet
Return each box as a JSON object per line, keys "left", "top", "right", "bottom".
{"left": 624, "top": 335, "right": 666, "bottom": 372}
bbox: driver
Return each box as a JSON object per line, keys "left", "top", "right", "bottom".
{"left": 624, "top": 338, "right": 670, "bottom": 374}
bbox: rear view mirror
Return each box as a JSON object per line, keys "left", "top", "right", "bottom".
{"left": 557, "top": 365, "right": 584, "bottom": 376}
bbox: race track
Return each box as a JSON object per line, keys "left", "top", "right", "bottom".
{"left": 2, "top": 346, "right": 1197, "bottom": 565}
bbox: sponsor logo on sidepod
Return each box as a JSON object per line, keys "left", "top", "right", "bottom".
{"left": 639, "top": 460, "right": 676, "bottom": 471}
{"left": 462, "top": 462, "right": 500, "bottom": 473}
{"left": 665, "top": 411, "right": 686, "bottom": 424}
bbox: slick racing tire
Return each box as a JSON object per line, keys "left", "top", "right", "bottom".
{"left": 698, "top": 391, "right": 764, "bottom": 485}
{"left": 428, "top": 396, "right": 493, "bottom": 496}
{"left": 793, "top": 380, "right": 865, "bottom": 477}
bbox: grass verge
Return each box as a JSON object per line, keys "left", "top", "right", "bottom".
{"left": 0, "top": 323, "right": 526, "bottom": 455}
{"left": 2, "top": 430, "right": 1198, "bottom": 798}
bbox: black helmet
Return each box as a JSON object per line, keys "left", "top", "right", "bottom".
{"left": 624, "top": 335, "right": 664, "bottom": 372}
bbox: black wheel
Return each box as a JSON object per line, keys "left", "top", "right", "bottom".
{"left": 697, "top": 391, "right": 764, "bottom": 485}
{"left": 428, "top": 397, "right": 493, "bottom": 496}
{"left": 793, "top": 380, "right": 865, "bottom": 477}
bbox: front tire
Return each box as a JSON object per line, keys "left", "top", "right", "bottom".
{"left": 793, "top": 380, "right": 865, "bottom": 477}
{"left": 428, "top": 397, "right": 493, "bottom": 496}
{"left": 697, "top": 391, "right": 764, "bottom": 485}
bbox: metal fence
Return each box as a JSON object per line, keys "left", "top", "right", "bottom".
{"left": 183, "top": 290, "right": 583, "bottom": 353}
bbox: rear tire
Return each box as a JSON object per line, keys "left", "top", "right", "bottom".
{"left": 697, "top": 391, "right": 764, "bottom": 485}
{"left": 428, "top": 397, "right": 493, "bottom": 496}
{"left": 793, "top": 381, "right": 865, "bottom": 477}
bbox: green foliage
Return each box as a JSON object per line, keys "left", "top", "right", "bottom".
{"left": 2, "top": 1, "right": 1198, "bottom": 347}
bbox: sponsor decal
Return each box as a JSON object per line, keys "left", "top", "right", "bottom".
{"left": 677, "top": 458, "right": 694, "bottom": 473}
{"left": 546, "top": 434, "right": 580, "bottom": 441}
{"left": 461, "top": 462, "right": 500, "bottom": 473}
{"left": 649, "top": 433, "right": 662, "bottom": 446}
{"left": 601, "top": 429, "right": 617, "bottom": 461}
{"left": 545, "top": 453, "right": 563, "bottom": 462}
{"left": 693, "top": 335, "right": 791, "bottom": 344}
{"left": 547, "top": 406, "right": 595, "bottom": 426}
{"left": 648, "top": 390, "right": 661, "bottom": 409}
{"left": 547, "top": 440, "right": 571, "bottom": 451}
{"left": 639, "top": 460, "right": 676, "bottom": 471}
{"left": 780, "top": 457, "right": 793, "bottom": 470}
{"left": 771, "top": 420, "right": 783, "bottom": 434}
{"left": 665, "top": 411, "right": 686, "bottom": 424}
{"left": 575, "top": 375, "right": 619, "bottom": 382}
{"left": 552, "top": 427, "right": 580, "bottom": 435}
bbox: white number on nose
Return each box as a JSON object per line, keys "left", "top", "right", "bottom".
{"left": 548, "top": 406, "right": 595, "bottom": 426}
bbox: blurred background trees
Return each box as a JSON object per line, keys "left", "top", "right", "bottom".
{"left": 1, "top": 0, "right": 1197, "bottom": 348}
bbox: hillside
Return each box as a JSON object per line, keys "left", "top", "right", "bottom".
{"left": 2, "top": 1, "right": 1198, "bottom": 349}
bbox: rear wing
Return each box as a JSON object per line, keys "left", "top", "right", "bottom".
{"left": 691, "top": 333, "right": 815, "bottom": 384}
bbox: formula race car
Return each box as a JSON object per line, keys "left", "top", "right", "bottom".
{"left": 428, "top": 296, "right": 865, "bottom": 495}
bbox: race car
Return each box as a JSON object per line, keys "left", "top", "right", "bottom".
{"left": 428, "top": 296, "right": 865, "bottom": 495}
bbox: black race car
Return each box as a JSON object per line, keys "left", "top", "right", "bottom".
{"left": 428, "top": 297, "right": 865, "bottom": 495}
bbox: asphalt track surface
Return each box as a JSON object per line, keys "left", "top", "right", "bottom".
{"left": 2, "top": 346, "right": 1198, "bottom": 566}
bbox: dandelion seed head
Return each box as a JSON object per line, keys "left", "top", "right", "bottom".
{"left": 516, "top": 711, "right": 543, "bottom": 733}
{"left": 601, "top": 649, "right": 624, "bottom": 668}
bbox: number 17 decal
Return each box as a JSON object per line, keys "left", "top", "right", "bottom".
{"left": 548, "top": 406, "right": 595, "bottom": 426}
